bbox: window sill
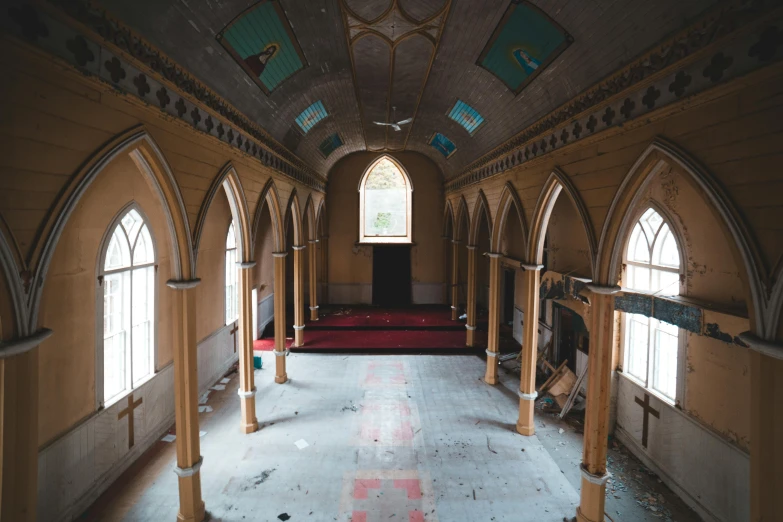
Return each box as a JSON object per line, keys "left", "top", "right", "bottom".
{"left": 356, "top": 241, "right": 416, "bottom": 246}
{"left": 103, "top": 371, "right": 157, "bottom": 409}
{"left": 617, "top": 371, "right": 677, "bottom": 408}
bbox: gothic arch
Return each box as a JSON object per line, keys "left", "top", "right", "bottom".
{"left": 251, "top": 178, "right": 285, "bottom": 253}
{"left": 598, "top": 138, "right": 767, "bottom": 336}
{"left": 468, "top": 190, "right": 493, "bottom": 248}
{"left": 453, "top": 196, "right": 470, "bottom": 242}
{"left": 528, "top": 168, "right": 597, "bottom": 274}
{"left": 442, "top": 199, "right": 455, "bottom": 238}
{"left": 490, "top": 181, "right": 528, "bottom": 255}
{"left": 303, "top": 194, "right": 317, "bottom": 242}
{"left": 285, "top": 189, "right": 304, "bottom": 247}
{"left": 27, "top": 126, "right": 193, "bottom": 331}
{"left": 0, "top": 224, "right": 27, "bottom": 338}
{"left": 315, "top": 200, "right": 327, "bottom": 238}
{"left": 193, "top": 163, "right": 252, "bottom": 267}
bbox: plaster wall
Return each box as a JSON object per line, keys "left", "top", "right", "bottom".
{"left": 545, "top": 195, "right": 592, "bottom": 279}
{"left": 325, "top": 152, "right": 444, "bottom": 304}
{"left": 195, "top": 190, "right": 232, "bottom": 342}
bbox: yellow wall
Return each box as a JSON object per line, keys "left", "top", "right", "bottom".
{"left": 326, "top": 152, "right": 444, "bottom": 289}
{"left": 195, "top": 191, "right": 232, "bottom": 342}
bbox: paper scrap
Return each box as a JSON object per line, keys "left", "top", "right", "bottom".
{"left": 211, "top": 384, "right": 226, "bottom": 391}
{"left": 161, "top": 434, "right": 176, "bottom": 442}
{"left": 198, "top": 391, "right": 210, "bottom": 405}
{"left": 294, "top": 439, "right": 309, "bottom": 450}
{"left": 198, "top": 406, "right": 213, "bottom": 413}
{"left": 199, "top": 431, "right": 207, "bottom": 438}
{"left": 220, "top": 377, "right": 231, "bottom": 384}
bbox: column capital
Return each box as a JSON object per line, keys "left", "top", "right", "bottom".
{"left": 293, "top": 245, "right": 306, "bottom": 251}
{"left": 173, "top": 456, "right": 203, "bottom": 478}
{"left": 308, "top": 239, "right": 320, "bottom": 244}
{"left": 451, "top": 239, "right": 462, "bottom": 244}
{"left": 487, "top": 252, "right": 502, "bottom": 258}
{"left": 293, "top": 325, "right": 305, "bottom": 331}
{"left": 237, "top": 261, "right": 256, "bottom": 269}
{"left": 738, "top": 332, "right": 783, "bottom": 360}
{"left": 520, "top": 263, "right": 544, "bottom": 271}
{"left": 237, "top": 387, "right": 257, "bottom": 398}
{"left": 466, "top": 245, "right": 477, "bottom": 250}
{"left": 166, "top": 278, "right": 201, "bottom": 290}
{"left": 485, "top": 349, "right": 498, "bottom": 358}
{"left": 0, "top": 328, "right": 53, "bottom": 359}
{"left": 309, "top": 305, "right": 320, "bottom": 311}
{"left": 580, "top": 464, "right": 612, "bottom": 485}
{"left": 586, "top": 283, "right": 621, "bottom": 295}
{"left": 274, "top": 349, "right": 290, "bottom": 357}
{"left": 465, "top": 324, "right": 477, "bottom": 331}
{"left": 272, "top": 252, "right": 288, "bottom": 258}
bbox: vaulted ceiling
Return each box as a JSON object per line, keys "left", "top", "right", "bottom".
{"left": 95, "top": 0, "right": 719, "bottom": 178}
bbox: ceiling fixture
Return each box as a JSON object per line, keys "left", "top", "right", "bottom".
{"left": 373, "top": 118, "right": 413, "bottom": 132}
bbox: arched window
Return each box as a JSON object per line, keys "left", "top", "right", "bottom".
{"left": 359, "top": 156, "right": 413, "bottom": 244}
{"left": 225, "top": 222, "right": 239, "bottom": 325}
{"left": 100, "top": 206, "right": 156, "bottom": 406}
{"left": 622, "top": 208, "right": 683, "bottom": 402}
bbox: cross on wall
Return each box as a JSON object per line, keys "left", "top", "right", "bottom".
{"left": 634, "top": 393, "right": 660, "bottom": 449}
{"left": 230, "top": 321, "right": 239, "bottom": 353}
{"left": 118, "top": 393, "right": 143, "bottom": 449}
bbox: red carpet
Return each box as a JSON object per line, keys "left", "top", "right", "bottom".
{"left": 308, "top": 305, "right": 459, "bottom": 329}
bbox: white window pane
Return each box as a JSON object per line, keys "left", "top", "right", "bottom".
{"left": 105, "top": 227, "right": 131, "bottom": 271}
{"left": 104, "top": 271, "right": 127, "bottom": 402}
{"left": 652, "top": 269, "right": 680, "bottom": 296}
{"left": 122, "top": 209, "right": 144, "bottom": 246}
{"left": 133, "top": 225, "right": 155, "bottom": 266}
{"left": 655, "top": 226, "right": 680, "bottom": 268}
{"left": 629, "top": 266, "right": 650, "bottom": 292}
{"left": 225, "top": 247, "right": 238, "bottom": 324}
{"left": 364, "top": 159, "right": 408, "bottom": 237}
{"left": 652, "top": 320, "right": 678, "bottom": 400}
{"left": 226, "top": 222, "right": 236, "bottom": 249}
{"left": 641, "top": 208, "right": 662, "bottom": 239}
{"left": 628, "top": 224, "right": 650, "bottom": 263}
{"left": 625, "top": 313, "right": 649, "bottom": 383}
{"left": 131, "top": 266, "right": 154, "bottom": 384}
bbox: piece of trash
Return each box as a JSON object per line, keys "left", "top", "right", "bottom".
{"left": 161, "top": 434, "right": 176, "bottom": 442}
{"left": 220, "top": 377, "right": 231, "bottom": 384}
{"left": 294, "top": 439, "right": 309, "bottom": 450}
{"left": 278, "top": 514, "right": 291, "bottom": 521}
{"left": 459, "top": 313, "right": 467, "bottom": 320}
{"left": 211, "top": 384, "right": 226, "bottom": 391}
{"left": 198, "top": 405, "right": 213, "bottom": 413}
{"left": 558, "top": 428, "right": 564, "bottom": 434}
{"left": 199, "top": 431, "right": 207, "bottom": 437}
{"left": 199, "top": 391, "right": 210, "bottom": 405}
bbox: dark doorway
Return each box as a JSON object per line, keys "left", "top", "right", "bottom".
{"left": 372, "top": 245, "right": 411, "bottom": 306}
{"left": 502, "top": 268, "right": 515, "bottom": 326}
{"left": 553, "top": 303, "right": 589, "bottom": 373}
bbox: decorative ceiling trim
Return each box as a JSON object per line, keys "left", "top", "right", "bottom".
{"left": 446, "top": 1, "right": 783, "bottom": 192}
{"left": 13, "top": 0, "right": 326, "bottom": 191}
{"left": 340, "top": 0, "right": 452, "bottom": 152}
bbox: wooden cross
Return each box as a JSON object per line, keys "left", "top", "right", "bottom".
{"left": 230, "top": 321, "right": 239, "bottom": 353}
{"left": 118, "top": 393, "right": 143, "bottom": 449}
{"left": 634, "top": 393, "right": 660, "bottom": 449}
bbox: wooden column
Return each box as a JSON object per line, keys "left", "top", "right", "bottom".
{"left": 465, "top": 246, "right": 477, "bottom": 346}
{"left": 740, "top": 333, "right": 783, "bottom": 522}
{"left": 576, "top": 284, "right": 619, "bottom": 522}
{"left": 273, "top": 253, "right": 288, "bottom": 383}
{"left": 483, "top": 253, "right": 501, "bottom": 384}
{"left": 320, "top": 235, "right": 329, "bottom": 304}
{"left": 308, "top": 239, "right": 319, "bottom": 321}
{"left": 237, "top": 263, "right": 258, "bottom": 434}
{"left": 292, "top": 246, "right": 306, "bottom": 347}
{"left": 450, "top": 240, "right": 460, "bottom": 321}
{"left": 517, "top": 264, "right": 543, "bottom": 436}
{"left": 0, "top": 329, "right": 52, "bottom": 522}
{"left": 167, "top": 279, "right": 206, "bottom": 522}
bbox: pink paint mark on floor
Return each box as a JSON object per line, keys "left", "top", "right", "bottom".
{"left": 351, "top": 511, "right": 367, "bottom": 522}
{"left": 353, "top": 479, "right": 381, "bottom": 500}
{"left": 360, "top": 426, "right": 381, "bottom": 441}
{"left": 409, "top": 510, "right": 425, "bottom": 522}
{"left": 394, "top": 479, "right": 422, "bottom": 500}
{"left": 393, "top": 421, "right": 414, "bottom": 442}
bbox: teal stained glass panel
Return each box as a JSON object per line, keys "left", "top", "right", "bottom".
{"left": 448, "top": 100, "right": 484, "bottom": 135}
{"left": 319, "top": 133, "right": 343, "bottom": 158}
{"left": 429, "top": 133, "right": 456, "bottom": 159}
{"left": 296, "top": 101, "right": 328, "bottom": 134}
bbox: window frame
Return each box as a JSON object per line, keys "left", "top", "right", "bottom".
{"left": 619, "top": 205, "right": 687, "bottom": 406}
{"left": 357, "top": 155, "right": 414, "bottom": 244}
{"left": 225, "top": 221, "right": 239, "bottom": 325}
{"left": 95, "top": 203, "right": 159, "bottom": 409}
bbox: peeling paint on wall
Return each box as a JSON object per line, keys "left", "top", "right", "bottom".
{"left": 704, "top": 322, "right": 749, "bottom": 347}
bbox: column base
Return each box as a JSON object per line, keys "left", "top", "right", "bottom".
{"left": 241, "top": 420, "right": 259, "bottom": 434}
{"left": 451, "top": 309, "right": 458, "bottom": 321}
{"left": 275, "top": 374, "right": 288, "bottom": 384}
{"left": 577, "top": 471, "right": 608, "bottom": 522}
{"left": 176, "top": 501, "right": 206, "bottom": 522}
{"left": 575, "top": 506, "right": 602, "bottom": 522}
{"left": 466, "top": 328, "right": 475, "bottom": 347}
{"left": 515, "top": 422, "right": 535, "bottom": 436}
{"left": 294, "top": 327, "right": 304, "bottom": 347}
{"left": 483, "top": 374, "right": 498, "bottom": 385}
{"left": 310, "top": 310, "right": 319, "bottom": 321}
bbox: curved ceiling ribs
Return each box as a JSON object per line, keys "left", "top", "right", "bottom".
{"left": 341, "top": 0, "right": 450, "bottom": 152}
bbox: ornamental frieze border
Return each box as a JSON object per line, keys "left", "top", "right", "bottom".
{"left": 2, "top": 1, "right": 326, "bottom": 193}
{"left": 446, "top": 1, "right": 783, "bottom": 192}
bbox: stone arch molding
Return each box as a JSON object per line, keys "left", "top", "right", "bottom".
{"left": 251, "top": 178, "right": 285, "bottom": 253}
{"left": 467, "top": 190, "right": 492, "bottom": 247}
{"left": 598, "top": 137, "right": 772, "bottom": 338}
{"left": 528, "top": 168, "right": 597, "bottom": 274}
{"left": 26, "top": 126, "right": 194, "bottom": 332}
{"left": 0, "top": 224, "right": 28, "bottom": 337}
{"left": 490, "top": 181, "right": 528, "bottom": 255}
{"left": 193, "top": 162, "right": 253, "bottom": 269}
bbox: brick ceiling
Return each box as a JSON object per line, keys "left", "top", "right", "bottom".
{"left": 94, "top": 0, "right": 719, "bottom": 179}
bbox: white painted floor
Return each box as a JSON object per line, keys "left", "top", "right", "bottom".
{"left": 87, "top": 353, "right": 580, "bottom": 522}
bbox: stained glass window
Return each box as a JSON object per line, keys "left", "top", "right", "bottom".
{"left": 623, "top": 208, "right": 682, "bottom": 402}
{"left": 101, "top": 207, "right": 156, "bottom": 405}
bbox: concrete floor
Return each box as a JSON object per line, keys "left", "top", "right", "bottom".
{"left": 83, "top": 352, "right": 701, "bottom": 522}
